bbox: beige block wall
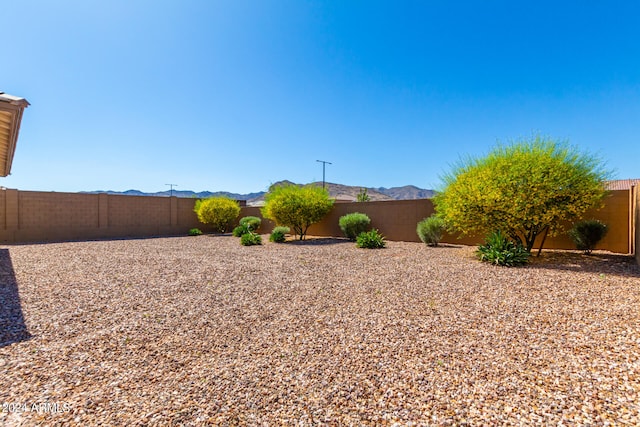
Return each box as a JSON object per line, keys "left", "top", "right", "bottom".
{"left": 529, "top": 190, "right": 631, "bottom": 254}
{"left": 241, "top": 190, "right": 633, "bottom": 254}
{"left": 0, "top": 190, "right": 206, "bottom": 243}
{"left": 19, "top": 191, "right": 99, "bottom": 229}
{"left": 0, "top": 188, "right": 634, "bottom": 254}
{"left": 305, "top": 199, "right": 434, "bottom": 242}
{"left": 107, "top": 195, "right": 169, "bottom": 227}
{"left": 0, "top": 190, "right": 6, "bottom": 229}
{"left": 633, "top": 187, "right": 640, "bottom": 265}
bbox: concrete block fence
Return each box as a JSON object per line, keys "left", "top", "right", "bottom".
{"left": 0, "top": 188, "right": 636, "bottom": 257}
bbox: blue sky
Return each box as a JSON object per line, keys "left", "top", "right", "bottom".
{"left": 3, "top": 0, "right": 639, "bottom": 194}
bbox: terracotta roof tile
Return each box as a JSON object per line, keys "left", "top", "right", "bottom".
{"left": 605, "top": 179, "right": 640, "bottom": 190}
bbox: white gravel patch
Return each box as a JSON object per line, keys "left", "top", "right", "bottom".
{"left": 1, "top": 235, "right": 639, "bottom": 425}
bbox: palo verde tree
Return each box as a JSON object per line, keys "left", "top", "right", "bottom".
{"left": 433, "top": 135, "right": 610, "bottom": 253}
{"left": 261, "top": 183, "right": 334, "bottom": 240}
{"left": 194, "top": 196, "right": 241, "bottom": 233}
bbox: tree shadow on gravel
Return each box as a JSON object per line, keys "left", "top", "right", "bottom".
{"left": 7, "top": 233, "right": 223, "bottom": 246}
{"left": 528, "top": 250, "right": 640, "bottom": 279}
{"left": 421, "top": 243, "right": 464, "bottom": 249}
{"left": 286, "top": 237, "right": 353, "bottom": 246}
{"left": 0, "top": 249, "right": 31, "bottom": 348}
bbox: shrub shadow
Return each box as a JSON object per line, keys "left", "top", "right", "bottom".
{"left": 422, "top": 243, "right": 464, "bottom": 249}
{"left": 203, "top": 233, "right": 235, "bottom": 238}
{"left": 8, "top": 233, "right": 221, "bottom": 246}
{"left": 286, "top": 237, "right": 353, "bottom": 246}
{"left": 0, "top": 249, "right": 31, "bottom": 347}
{"left": 528, "top": 250, "right": 640, "bottom": 279}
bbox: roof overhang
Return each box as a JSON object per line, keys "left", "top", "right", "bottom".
{"left": 0, "top": 92, "right": 30, "bottom": 177}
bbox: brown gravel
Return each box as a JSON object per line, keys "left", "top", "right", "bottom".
{"left": 1, "top": 235, "right": 639, "bottom": 426}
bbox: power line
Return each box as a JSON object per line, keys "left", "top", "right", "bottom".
{"left": 165, "top": 183, "right": 178, "bottom": 197}
{"left": 316, "top": 160, "right": 332, "bottom": 190}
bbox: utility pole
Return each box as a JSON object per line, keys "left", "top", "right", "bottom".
{"left": 316, "top": 160, "right": 332, "bottom": 190}
{"left": 165, "top": 183, "right": 178, "bottom": 197}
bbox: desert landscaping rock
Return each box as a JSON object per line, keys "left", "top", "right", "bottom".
{"left": 1, "top": 235, "right": 639, "bottom": 425}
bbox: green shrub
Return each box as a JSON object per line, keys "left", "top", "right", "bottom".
{"left": 477, "top": 231, "right": 529, "bottom": 267}
{"left": 239, "top": 216, "right": 262, "bottom": 233}
{"left": 356, "top": 188, "right": 370, "bottom": 202}
{"left": 434, "top": 135, "right": 610, "bottom": 253}
{"left": 261, "top": 184, "right": 334, "bottom": 240}
{"left": 339, "top": 212, "right": 371, "bottom": 240}
{"left": 240, "top": 232, "right": 262, "bottom": 246}
{"left": 416, "top": 215, "right": 445, "bottom": 246}
{"left": 269, "top": 226, "right": 290, "bottom": 243}
{"left": 356, "top": 229, "right": 386, "bottom": 249}
{"left": 188, "top": 228, "right": 203, "bottom": 236}
{"left": 568, "top": 220, "right": 608, "bottom": 254}
{"left": 194, "top": 197, "right": 240, "bottom": 233}
{"left": 232, "top": 225, "right": 249, "bottom": 237}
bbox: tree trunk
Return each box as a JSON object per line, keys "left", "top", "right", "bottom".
{"left": 536, "top": 226, "right": 549, "bottom": 257}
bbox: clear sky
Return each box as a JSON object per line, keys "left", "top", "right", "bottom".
{"left": 3, "top": 0, "right": 639, "bottom": 194}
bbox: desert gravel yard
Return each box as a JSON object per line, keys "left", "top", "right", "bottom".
{"left": 1, "top": 235, "right": 639, "bottom": 426}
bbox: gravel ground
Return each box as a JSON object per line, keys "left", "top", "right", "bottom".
{"left": 1, "top": 235, "right": 639, "bottom": 426}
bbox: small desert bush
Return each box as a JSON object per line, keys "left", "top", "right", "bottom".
{"left": 339, "top": 212, "right": 371, "bottom": 240}
{"left": 233, "top": 216, "right": 262, "bottom": 237}
{"left": 240, "top": 232, "right": 262, "bottom": 246}
{"left": 269, "top": 226, "right": 290, "bottom": 243}
{"left": 239, "top": 216, "right": 262, "bottom": 233}
{"left": 416, "top": 215, "right": 445, "bottom": 246}
{"left": 356, "top": 229, "right": 386, "bottom": 249}
{"left": 477, "top": 231, "right": 529, "bottom": 267}
{"left": 568, "top": 219, "right": 608, "bottom": 254}
{"left": 188, "top": 228, "right": 202, "bottom": 236}
{"left": 232, "top": 225, "right": 249, "bottom": 237}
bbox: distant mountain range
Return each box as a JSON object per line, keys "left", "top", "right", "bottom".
{"left": 85, "top": 181, "right": 435, "bottom": 204}
{"left": 84, "top": 189, "right": 266, "bottom": 200}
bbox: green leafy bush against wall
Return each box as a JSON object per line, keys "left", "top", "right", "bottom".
{"left": 240, "top": 232, "right": 262, "bottom": 246}
{"left": 194, "top": 197, "right": 240, "bottom": 233}
{"left": 233, "top": 216, "right": 262, "bottom": 237}
{"left": 239, "top": 216, "right": 261, "bottom": 233}
{"left": 339, "top": 212, "right": 371, "bottom": 240}
{"left": 356, "top": 229, "right": 386, "bottom": 249}
{"left": 261, "top": 184, "right": 334, "bottom": 240}
{"left": 477, "top": 231, "right": 529, "bottom": 267}
{"left": 434, "top": 134, "right": 610, "bottom": 252}
{"left": 269, "top": 226, "right": 290, "bottom": 243}
{"left": 416, "top": 215, "right": 445, "bottom": 246}
{"left": 188, "top": 228, "right": 203, "bottom": 236}
{"left": 568, "top": 220, "right": 608, "bottom": 254}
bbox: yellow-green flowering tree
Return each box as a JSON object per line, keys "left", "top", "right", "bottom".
{"left": 261, "top": 184, "right": 334, "bottom": 240}
{"left": 194, "top": 196, "right": 240, "bottom": 233}
{"left": 433, "top": 135, "right": 610, "bottom": 252}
